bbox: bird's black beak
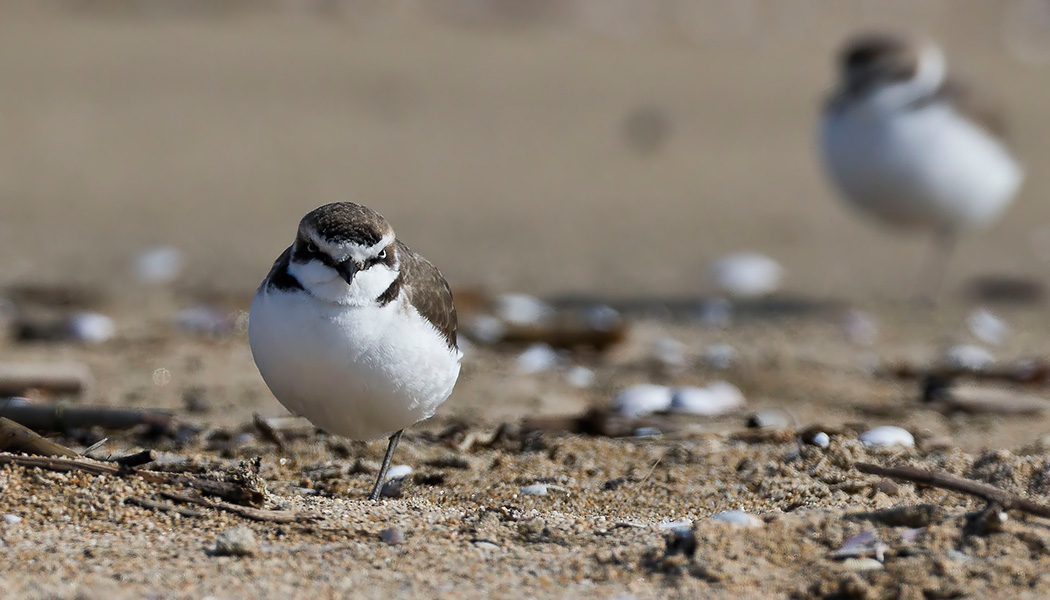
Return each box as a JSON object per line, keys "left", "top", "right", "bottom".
{"left": 336, "top": 260, "right": 360, "bottom": 285}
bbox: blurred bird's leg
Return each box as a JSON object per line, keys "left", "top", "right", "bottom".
{"left": 369, "top": 429, "right": 404, "bottom": 501}
{"left": 914, "top": 229, "right": 956, "bottom": 306}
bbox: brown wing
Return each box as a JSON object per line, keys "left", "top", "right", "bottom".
{"left": 396, "top": 241, "right": 458, "bottom": 350}
{"left": 935, "top": 76, "right": 1011, "bottom": 144}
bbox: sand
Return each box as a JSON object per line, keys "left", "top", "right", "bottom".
{"left": 4, "top": 2, "right": 1050, "bottom": 598}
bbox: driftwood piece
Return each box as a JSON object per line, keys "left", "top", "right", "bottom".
{"left": 855, "top": 462, "right": 1050, "bottom": 519}
{"left": 161, "top": 490, "right": 318, "bottom": 524}
{"left": 0, "top": 453, "right": 262, "bottom": 505}
{"left": 521, "top": 407, "right": 698, "bottom": 438}
{"left": 0, "top": 453, "right": 138, "bottom": 478}
{"left": 881, "top": 360, "right": 1050, "bottom": 386}
{"left": 0, "top": 363, "right": 94, "bottom": 397}
{"left": 923, "top": 376, "right": 1049, "bottom": 416}
{"left": 113, "top": 450, "right": 157, "bottom": 468}
{"left": 497, "top": 318, "right": 628, "bottom": 352}
{"left": 0, "top": 402, "right": 173, "bottom": 432}
{"left": 125, "top": 496, "right": 204, "bottom": 518}
{"left": 0, "top": 418, "right": 79, "bottom": 457}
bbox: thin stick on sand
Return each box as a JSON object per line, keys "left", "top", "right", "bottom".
{"left": 161, "top": 490, "right": 319, "bottom": 523}
{"left": 855, "top": 462, "right": 1050, "bottom": 519}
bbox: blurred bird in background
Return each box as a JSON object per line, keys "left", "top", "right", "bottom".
{"left": 819, "top": 31, "right": 1024, "bottom": 303}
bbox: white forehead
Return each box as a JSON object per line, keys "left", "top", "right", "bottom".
{"left": 307, "top": 230, "right": 395, "bottom": 263}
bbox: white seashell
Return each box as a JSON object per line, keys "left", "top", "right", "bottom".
{"left": 611, "top": 384, "right": 673, "bottom": 417}
{"left": 657, "top": 519, "right": 693, "bottom": 531}
{"left": 65, "top": 312, "right": 116, "bottom": 344}
{"left": 859, "top": 426, "right": 914, "bottom": 448}
{"left": 583, "top": 305, "right": 622, "bottom": 331}
{"left": 944, "top": 344, "right": 995, "bottom": 371}
{"left": 695, "top": 297, "right": 733, "bottom": 327}
{"left": 710, "top": 510, "right": 762, "bottom": 527}
{"left": 832, "top": 530, "right": 887, "bottom": 561}
{"left": 520, "top": 484, "right": 567, "bottom": 497}
{"left": 133, "top": 246, "right": 184, "bottom": 284}
{"left": 652, "top": 337, "right": 687, "bottom": 369}
{"left": 967, "top": 309, "right": 1009, "bottom": 346}
{"left": 469, "top": 315, "right": 506, "bottom": 344}
{"left": 810, "top": 432, "right": 830, "bottom": 449}
{"left": 708, "top": 253, "right": 784, "bottom": 298}
{"left": 384, "top": 465, "right": 413, "bottom": 481}
{"left": 670, "top": 382, "right": 745, "bottom": 416}
{"left": 702, "top": 344, "right": 737, "bottom": 369}
{"left": 3, "top": 514, "right": 21, "bottom": 525}
{"left": 842, "top": 310, "right": 878, "bottom": 346}
{"left": 564, "top": 366, "right": 595, "bottom": 388}
{"left": 494, "top": 293, "right": 554, "bottom": 326}
{"left": 516, "top": 343, "right": 562, "bottom": 374}
{"left": 632, "top": 427, "right": 662, "bottom": 437}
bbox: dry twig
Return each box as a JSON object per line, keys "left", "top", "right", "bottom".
{"left": 855, "top": 462, "right": 1050, "bottom": 519}
{"left": 125, "top": 496, "right": 203, "bottom": 518}
{"left": 0, "top": 418, "right": 80, "bottom": 457}
{"left": 161, "top": 490, "right": 318, "bottom": 524}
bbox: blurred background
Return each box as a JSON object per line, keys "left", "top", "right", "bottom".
{"left": 1, "top": 0, "right": 1048, "bottom": 303}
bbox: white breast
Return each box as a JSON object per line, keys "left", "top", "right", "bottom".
{"left": 248, "top": 287, "right": 461, "bottom": 441}
{"left": 820, "top": 101, "right": 1022, "bottom": 230}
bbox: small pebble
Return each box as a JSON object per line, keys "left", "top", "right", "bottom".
{"left": 632, "top": 427, "right": 662, "bottom": 437}
{"left": 944, "top": 344, "right": 994, "bottom": 371}
{"left": 710, "top": 510, "right": 762, "bottom": 528}
{"left": 494, "top": 293, "right": 554, "bottom": 326}
{"left": 945, "top": 549, "right": 972, "bottom": 563}
{"left": 516, "top": 343, "right": 561, "bottom": 374}
{"left": 65, "top": 312, "right": 116, "bottom": 344}
{"left": 873, "top": 478, "right": 900, "bottom": 497}
{"left": 4, "top": 514, "right": 21, "bottom": 525}
{"left": 133, "top": 245, "right": 184, "bottom": 284}
{"left": 611, "top": 384, "right": 673, "bottom": 417}
{"left": 967, "top": 309, "right": 1009, "bottom": 346}
{"left": 670, "top": 382, "right": 745, "bottom": 416}
{"left": 520, "top": 484, "right": 567, "bottom": 496}
{"left": 708, "top": 252, "right": 783, "bottom": 299}
{"left": 379, "top": 527, "right": 405, "bottom": 545}
{"left": 564, "top": 366, "right": 595, "bottom": 388}
{"left": 385, "top": 465, "right": 413, "bottom": 481}
{"left": 211, "top": 526, "right": 259, "bottom": 557}
{"left": 583, "top": 305, "right": 622, "bottom": 331}
{"left": 809, "top": 431, "right": 830, "bottom": 449}
{"left": 859, "top": 426, "right": 914, "bottom": 448}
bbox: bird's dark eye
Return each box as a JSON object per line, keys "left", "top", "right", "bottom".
{"left": 306, "top": 243, "right": 319, "bottom": 254}
{"left": 377, "top": 249, "right": 387, "bottom": 260}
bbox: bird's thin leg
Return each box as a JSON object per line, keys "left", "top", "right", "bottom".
{"left": 369, "top": 429, "right": 404, "bottom": 501}
{"left": 915, "top": 229, "right": 956, "bottom": 306}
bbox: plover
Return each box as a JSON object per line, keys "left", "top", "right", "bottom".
{"left": 249, "top": 202, "right": 461, "bottom": 501}
{"left": 819, "top": 32, "right": 1023, "bottom": 301}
